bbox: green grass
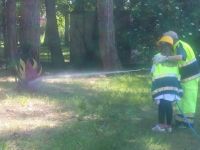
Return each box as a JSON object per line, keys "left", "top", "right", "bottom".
{"left": 0, "top": 72, "right": 199, "bottom": 150}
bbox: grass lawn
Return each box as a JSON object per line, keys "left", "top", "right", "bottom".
{"left": 0, "top": 71, "right": 199, "bottom": 150}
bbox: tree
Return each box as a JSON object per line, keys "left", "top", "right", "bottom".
{"left": 19, "top": 0, "right": 40, "bottom": 61}
{"left": 70, "top": 0, "right": 100, "bottom": 68}
{"left": 2, "top": 0, "right": 17, "bottom": 68}
{"left": 45, "top": 0, "right": 64, "bottom": 66}
{"left": 97, "top": 0, "right": 121, "bottom": 70}
{"left": 0, "top": 1, "right": 4, "bottom": 48}
{"left": 114, "top": 0, "right": 132, "bottom": 67}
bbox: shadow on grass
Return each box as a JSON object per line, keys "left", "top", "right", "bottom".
{"left": 0, "top": 74, "right": 200, "bottom": 150}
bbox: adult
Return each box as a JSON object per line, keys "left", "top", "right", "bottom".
{"left": 154, "top": 31, "right": 200, "bottom": 127}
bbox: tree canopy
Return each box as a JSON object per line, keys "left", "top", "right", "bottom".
{"left": 0, "top": 0, "right": 200, "bottom": 70}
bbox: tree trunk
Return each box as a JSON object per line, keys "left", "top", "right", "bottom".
{"left": 70, "top": 11, "right": 86, "bottom": 68}
{"left": 19, "top": 0, "right": 40, "bottom": 61}
{"left": 2, "top": 0, "right": 8, "bottom": 61}
{"left": 3, "top": 0, "right": 17, "bottom": 67}
{"left": 70, "top": 11, "right": 100, "bottom": 68}
{"left": 45, "top": 0, "right": 64, "bottom": 67}
{"left": 97, "top": 0, "right": 121, "bottom": 70}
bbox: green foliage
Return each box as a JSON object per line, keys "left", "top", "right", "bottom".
{"left": 72, "top": 0, "right": 96, "bottom": 12}
{"left": 56, "top": 12, "right": 65, "bottom": 39}
{"left": 51, "top": 0, "right": 200, "bottom": 67}
{"left": 114, "top": 0, "right": 200, "bottom": 67}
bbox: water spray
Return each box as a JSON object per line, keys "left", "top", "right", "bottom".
{"left": 30, "top": 67, "right": 150, "bottom": 82}
{"left": 27, "top": 67, "right": 150, "bottom": 88}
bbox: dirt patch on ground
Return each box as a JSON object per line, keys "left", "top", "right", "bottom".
{"left": 0, "top": 75, "right": 99, "bottom": 140}
{"left": 0, "top": 98, "right": 76, "bottom": 139}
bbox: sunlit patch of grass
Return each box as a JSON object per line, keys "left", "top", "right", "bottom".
{"left": 142, "top": 136, "right": 171, "bottom": 150}
{"left": 93, "top": 74, "right": 151, "bottom": 92}
{"left": 16, "top": 96, "right": 30, "bottom": 106}
{"left": 87, "top": 73, "right": 152, "bottom": 107}
{"left": 0, "top": 96, "right": 74, "bottom": 133}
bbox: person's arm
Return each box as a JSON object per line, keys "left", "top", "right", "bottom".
{"left": 166, "top": 55, "right": 183, "bottom": 62}
{"left": 166, "top": 43, "right": 187, "bottom": 62}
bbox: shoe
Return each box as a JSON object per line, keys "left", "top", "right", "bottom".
{"left": 166, "top": 127, "right": 172, "bottom": 133}
{"left": 152, "top": 125, "right": 166, "bottom": 132}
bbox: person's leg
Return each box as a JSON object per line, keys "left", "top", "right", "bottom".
{"left": 158, "top": 100, "right": 165, "bottom": 125}
{"left": 152, "top": 100, "right": 166, "bottom": 132}
{"left": 166, "top": 101, "right": 173, "bottom": 126}
{"left": 175, "top": 78, "right": 199, "bottom": 127}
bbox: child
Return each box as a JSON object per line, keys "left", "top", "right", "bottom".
{"left": 151, "top": 36, "right": 183, "bottom": 132}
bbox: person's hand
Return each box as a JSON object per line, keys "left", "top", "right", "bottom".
{"left": 151, "top": 64, "right": 156, "bottom": 73}
{"left": 153, "top": 54, "right": 167, "bottom": 64}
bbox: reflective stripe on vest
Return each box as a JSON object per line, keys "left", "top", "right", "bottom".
{"left": 152, "top": 62, "right": 182, "bottom": 98}
{"left": 152, "top": 76, "right": 183, "bottom": 98}
{"left": 152, "top": 74, "right": 179, "bottom": 81}
{"left": 152, "top": 59, "right": 180, "bottom": 79}
{"left": 152, "top": 86, "right": 183, "bottom": 96}
{"left": 174, "top": 40, "right": 200, "bottom": 81}
{"left": 179, "top": 59, "right": 200, "bottom": 81}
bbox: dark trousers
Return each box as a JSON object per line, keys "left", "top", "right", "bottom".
{"left": 158, "top": 99, "right": 173, "bottom": 126}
